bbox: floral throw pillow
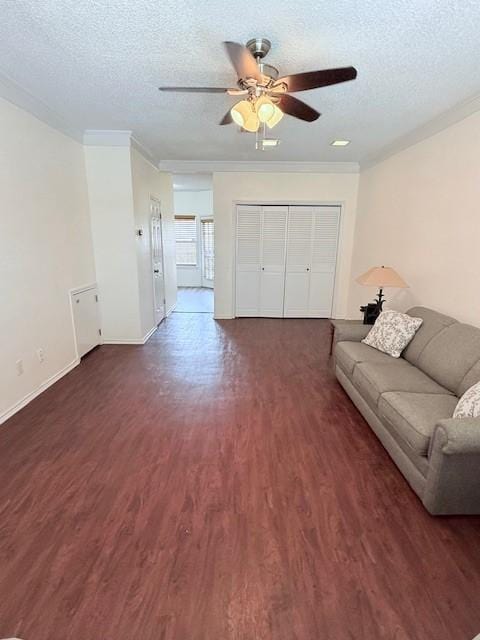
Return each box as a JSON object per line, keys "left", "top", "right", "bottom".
{"left": 454, "top": 380, "right": 480, "bottom": 419}
{"left": 362, "top": 310, "right": 423, "bottom": 358}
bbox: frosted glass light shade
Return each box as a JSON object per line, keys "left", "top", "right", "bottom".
{"left": 231, "top": 100, "right": 251, "bottom": 126}
{"left": 256, "top": 96, "right": 275, "bottom": 123}
{"left": 266, "top": 104, "right": 284, "bottom": 129}
{"left": 356, "top": 266, "right": 408, "bottom": 288}
{"left": 231, "top": 100, "right": 260, "bottom": 132}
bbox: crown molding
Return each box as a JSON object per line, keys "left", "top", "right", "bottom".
{"left": 0, "top": 69, "right": 83, "bottom": 142}
{"left": 83, "top": 130, "right": 158, "bottom": 168}
{"left": 83, "top": 129, "right": 133, "bottom": 146}
{"left": 158, "top": 160, "right": 360, "bottom": 174}
{"left": 361, "top": 92, "right": 480, "bottom": 170}
{"left": 130, "top": 135, "right": 158, "bottom": 168}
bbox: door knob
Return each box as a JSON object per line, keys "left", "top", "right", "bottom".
{"left": 306, "top": 267, "right": 310, "bottom": 271}
{"left": 154, "top": 269, "right": 159, "bottom": 273}
{"left": 261, "top": 267, "right": 265, "bottom": 271}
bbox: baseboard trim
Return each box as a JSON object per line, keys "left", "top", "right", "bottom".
{"left": 142, "top": 326, "right": 157, "bottom": 343}
{"left": 0, "top": 358, "right": 80, "bottom": 425}
{"left": 166, "top": 303, "right": 176, "bottom": 317}
{"left": 214, "top": 315, "right": 234, "bottom": 320}
{"left": 102, "top": 325, "right": 158, "bottom": 345}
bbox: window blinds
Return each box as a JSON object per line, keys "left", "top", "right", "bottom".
{"left": 175, "top": 216, "right": 197, "bottom": 265}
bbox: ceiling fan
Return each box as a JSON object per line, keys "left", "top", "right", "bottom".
{"left": 159, "top": 38, "right": 357, "bottom": 133}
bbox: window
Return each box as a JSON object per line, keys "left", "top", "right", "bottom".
{"left": 175, "top": 215, "right": 197, "bottom": 265}
{"left": 201, "top": 219, "right": 214, "bottom": 281}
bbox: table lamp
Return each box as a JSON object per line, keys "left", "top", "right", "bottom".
{"left": 356, "top": 265, "right": 409, "bottom": 324}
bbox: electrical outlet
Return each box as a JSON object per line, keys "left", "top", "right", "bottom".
{"left": 16, "top": 359, "right": 23, "bottom": 376}
{"left": 36, "top": 348, "right": 45, "bottom": 363}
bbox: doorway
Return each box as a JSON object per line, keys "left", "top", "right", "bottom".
{"left": 150, "top": 197, "right": 166, "bottom": 325}
{"left": 175, "top": 287, "right": 214, "bottom": 313}
{"left": 174, "top": 213, "right": 214, "bottom": 314}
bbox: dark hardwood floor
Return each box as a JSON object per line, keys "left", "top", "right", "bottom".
{"left": 1, "top": 314, "right": 480, "bottom": 640}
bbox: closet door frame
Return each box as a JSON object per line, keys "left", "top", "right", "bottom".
{"left": 232, "top": 200, "right": 343, "bottom": 319}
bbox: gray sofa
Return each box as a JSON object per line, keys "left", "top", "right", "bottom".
{"left": 333, "top": 306, "right": 480, "bottom": 515}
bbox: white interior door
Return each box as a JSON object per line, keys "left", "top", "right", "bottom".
{"left": 308, "top": 206, "right": 340, "bottom": 317}
{"left": 260, "top": 206, "right": 288, "bottom": 317}
{"left": 236, "top": 205, "right": 262, "bottom": 316}
{"left": 151, "top": 201, "right": 165, "bottom": 325}
{"left": 284, "top": 206, "right": 313, "bottom": 317}
{"left": 71, "top": 286, "right": 101, "bottom": 358}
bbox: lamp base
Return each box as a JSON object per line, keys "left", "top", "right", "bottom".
{"left": 360, "top": 288, "right": 385, "bottom": 325}
{"left": 360, "top": 302, "right": 382, "bottom": 325}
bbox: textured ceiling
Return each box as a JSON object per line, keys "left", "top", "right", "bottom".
{"left": 1, "top": 0, "right": 480, "bottom": 163}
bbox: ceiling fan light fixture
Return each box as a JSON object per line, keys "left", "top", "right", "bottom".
{"left": 231, "top": 99, "right": 260, "bottom": 132}
{"left": 243, "top": 113, "right": 260, "bottom": 132}
{"left": 256, "top": 96, "right": 275, "bottom": 123}
{"left": 265, "top": 104, "right": 284, "bottom": 129}
{"left": 230, "top": 100, "right": 250, "bottom": 127}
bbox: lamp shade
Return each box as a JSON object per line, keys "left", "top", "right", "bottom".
{"left": 356, "top": 266, "right": 408, "bottom": 289}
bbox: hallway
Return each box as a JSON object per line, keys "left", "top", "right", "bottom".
{"left": 175, "top": 286, "right": 214, "bottom": 313}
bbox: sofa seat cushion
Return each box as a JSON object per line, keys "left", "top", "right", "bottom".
{"left": 379, "top": 392, "right": 458, "bottom": 456}
{"left": 352, "top": 361, "right": 452, "bottom": 409}
{"left": 335, "top": 341, "right": 395, "bottom": 377}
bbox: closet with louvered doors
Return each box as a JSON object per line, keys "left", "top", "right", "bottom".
{"left": 235, "top": 204, "right": 340, "bottom": 318}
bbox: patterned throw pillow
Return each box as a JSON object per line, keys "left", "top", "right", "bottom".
{"left": 362, "top": 310, "right": 423, "bottom": 358}
{"left": 453, "top": 380, "right": 480, "bottom": 418}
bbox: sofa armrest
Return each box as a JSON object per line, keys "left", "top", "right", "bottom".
{"left": 332, "top": 321, "right": 371, "bottom": 344}
{"left": 423, "top": 417, "right": 480, "bottom": 514}
{"left": 431, "top": 417, "right": 480, "bottom": 455}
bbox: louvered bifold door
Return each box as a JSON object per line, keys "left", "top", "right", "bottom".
{"left": 259, "top": 206, "right": 288, "bottom": 318}
{"left": 259, "top": 206, "right": 288, "bottom": 317}
{"left": 284, "top": 206, "right": 314, "bottom": 317}
{"left": 236, "top": 205, "right": 262, "bottom": 316}
{"left": 308, "top": 206, "right": 340, "bottom": 317}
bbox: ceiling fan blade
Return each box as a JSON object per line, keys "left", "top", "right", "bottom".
{"left": 274, "top": 66, "right": 357, "bottom": 93}
{"left": 227, "top": 88, "right": 249, "bottom": 96}
{"left": 223, "top": 41, "right": 262, "bottom": 82}
{"left": 278, "top": 94, "right": 320, "bottom": 122}
{"left": 158, "top": 86, "right": 231, "bottom": 93}
{"left": 219, "top": 110, "right": 233, "bottom": 125}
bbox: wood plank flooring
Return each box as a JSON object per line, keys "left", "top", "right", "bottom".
{"left": 0, "top": 314, "right": 479, "bottom": 640}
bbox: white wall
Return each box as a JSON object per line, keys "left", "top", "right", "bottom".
{"left": 212, "top": 172, "right": 359, "bottom": 319}
{"left": 85, "top": 145, "right": 177, "bottom": 342}
{"left": 131, "top": 147, "right": 177, "bottom": 330}
{"left": 349, "top": 110, "right": 480, "bottom": 326}
{"left": 174, "top": 189, "right": 213, "bottom": 287}
{"left": 0, "top": 97, "right": 96, "bottom": 422}
{"left": 84, "top": 146, "right": 142, "bottom": 341}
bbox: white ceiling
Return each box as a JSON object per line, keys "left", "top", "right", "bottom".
{"left": 1, "top": 0, "right": 480, "bottom": 164}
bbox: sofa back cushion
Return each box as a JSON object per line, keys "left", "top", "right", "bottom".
{"left": 414, "top": 322, "right": 480, "bottom": 395}
{"left": 403, "top": 307, "right": 456, "bottom": 366}
{"left": 458, "top": 359, "right": 480, "bottom": 398}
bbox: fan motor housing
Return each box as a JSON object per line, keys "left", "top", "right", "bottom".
{"left": 246, "top": 38, "right": 271, "bottom": 59}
